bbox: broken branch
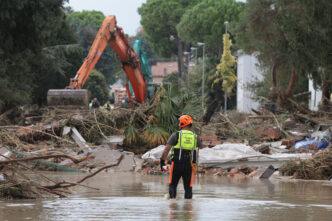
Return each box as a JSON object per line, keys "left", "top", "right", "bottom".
{"left": 44, "top": 154, "right": 124, "bottom": 190}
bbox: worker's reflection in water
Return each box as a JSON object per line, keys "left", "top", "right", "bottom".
{"left": 168, "top": 200, "right": 194, "bottom": 220}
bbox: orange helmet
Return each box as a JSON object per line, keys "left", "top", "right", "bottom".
{"left": 179, "top": 115, "right": 193, "bottom": 128}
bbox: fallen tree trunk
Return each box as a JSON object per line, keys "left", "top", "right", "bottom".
{"left": 292, "top": 113, "right": 319, "bottom": 126}
{"left": 0, "top": 153, "right": 90, "bottom": 165}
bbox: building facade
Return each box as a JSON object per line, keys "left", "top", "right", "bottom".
{"left": 151, "top": 62, "right": 178, "bottom": 82}
{"left": 236, "top": 52, "right": 263, "bottom": 113}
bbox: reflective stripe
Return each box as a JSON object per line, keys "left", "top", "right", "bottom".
{"left": 169, "top": 162, "right": 174, "bottom": 184}
{"left": 190, "top": 169, "right": 194, "bottom": 187}
{"left": 179, "top": 131, "right": 182, "bottom": 160}
{"left": 191, "top": 134, "right": 197, "bottom": 162}
{"left": 170, "top": 147, "right": 174, "bottom": 160}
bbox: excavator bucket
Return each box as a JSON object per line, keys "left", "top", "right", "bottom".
{"left": 47, "top": 89, "right": 90, "bottom": 107}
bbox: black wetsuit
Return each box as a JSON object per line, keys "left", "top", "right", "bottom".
{"left": 167, "top": 131, "right": 201, "bottom": 199}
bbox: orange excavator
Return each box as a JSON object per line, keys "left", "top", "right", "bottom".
{"left": 47, "top": 15, "right": 147, "bottom": 106}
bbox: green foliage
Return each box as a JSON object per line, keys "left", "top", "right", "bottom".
{"left": 139, "top": 0, "right": 198, "bottom": 57}
{"left": 129, "top": 82, "right": 203, "bottom": 146}
{"left": 66, "top": 10, "right": 105, "bottom": 30}
{"left": 177, "top": 0, "right": 244, "bottom": 55}
{"left": 233, "top": 0, "right": 332, "bottom": 99}
{"left": 186, "top": 62, "right": 204, "bottom": 98}
{"left": 32, "top": 44, "right": 83, "bottom": 104}
{"left": 152, "top": 88, "right": 180, "bottom": 133}
{"left": 124, "top": 125, "right": 140, "bottom": 145}
{"left": 153, "top": 81, "right": 202, "bottom": 133}
{"left": 129, "top": 30, "right": 159, "bottom": 66}
{"left": 202, "top": 55, "right": 237, "bottom": 122}
{"left": 0, "top": 0, "right": 65, "bottom": 54}
{"left": 214, "top": 34, "right": 237, "bottom": 96}
{"left": 0, "top": 51, "right": 34, "bottom": 111}
{"left": 139, "top": 0, "right": 200, "bottom": 78}
{"left": 186, "top": 56, "right": 223, "bottom": 101}
{"left": 247, "top": 64, "right": 309, "bottom": 103}
{"left": 48, "top": 15, "right": 77, "bottom": 46}
{"left": 235, "top": 0, "right": 312, "bottom": 71}
{"left": 84, "top": 70, "right": 110, "bottom": 104}
{"left": 143, "top": 126, "right": 170, "bottom": 147}
{"left": 0, "top": 0, "right": 74, "bottom": 112}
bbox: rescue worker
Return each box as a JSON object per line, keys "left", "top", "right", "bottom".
{"left": 160, "top": 115, "right": 202, "bottom": 199}
{"left": 104, "top": 100, "right": 112, "bottom": 112}
{"left": 91, "top": 98, "right": 100, "bottom": 109}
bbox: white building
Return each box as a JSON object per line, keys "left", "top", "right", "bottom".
{"left": 236, "top": 52, "right": 323, "bottom": 113}
{"left": 236, "top": 52, "right": 263, "bottom": 113}
{"left": 308, "top": 79, "right": 322, "bottom": 111}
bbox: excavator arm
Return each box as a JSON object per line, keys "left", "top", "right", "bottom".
{"left": 47, "top": 15, "right": 146, "bottom": 106}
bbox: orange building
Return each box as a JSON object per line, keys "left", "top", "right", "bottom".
{"left": 151, "top": 62, "right": 178, "bottom": 82}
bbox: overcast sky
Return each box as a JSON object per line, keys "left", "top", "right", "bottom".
{"left": 66, "top": 0, "right": 146, "bottom": 36}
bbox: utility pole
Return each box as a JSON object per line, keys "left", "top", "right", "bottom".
{"left": 190, "top": 47, "right": 198, "bottom": 65}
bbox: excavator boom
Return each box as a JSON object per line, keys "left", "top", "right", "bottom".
{"left": 47, "top": 15, "right": 146, "bottom": 107}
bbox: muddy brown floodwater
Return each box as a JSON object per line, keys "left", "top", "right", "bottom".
{"left": 0, "top": 172, "right": 332, "bottom": 221}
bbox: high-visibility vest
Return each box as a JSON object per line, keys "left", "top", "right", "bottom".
{"left": 172, "top": 130, "right": 197, "bottom": 161}
{"left": 104, "top": 103, "right": 110, "bottom": 111}
{"left": 89, "top": 102, "right": 92, "bottom": 108}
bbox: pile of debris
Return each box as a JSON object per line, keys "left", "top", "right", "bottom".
{"left": 141, "top": 107, "right": 332, "bottom": 180}
{"left": 205, "top": 165, "right": 273, "bottom": 179}
{"left": 140, "top": 161, "right": 275, "bottom": 180}
{"left": 0, "top": 107, "right": 147, "bottom": 163}
{"left": 0, "top": 147, "right": 123, "bottom": 199}
{"left": 0, "top": 107, "right": 149, "bottom": 198}
{"left": 280, "top": 147, "right": 332, "bottom": 180}
{"left": 0, "top": 101, "right": 332, "bottom": 199}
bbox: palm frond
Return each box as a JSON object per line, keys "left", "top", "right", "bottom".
{"left": 123, "top": 124, "right": 139, "bottom": 145}
{"left": 143, "top": 125, "right": 170, "bottom": 147}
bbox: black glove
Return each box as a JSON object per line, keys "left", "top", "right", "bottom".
{"left": 160, "top": 158, "right": 165, "bottom": 171}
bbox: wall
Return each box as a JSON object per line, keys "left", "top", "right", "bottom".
{"left": 308, "top": 79, "right": 322, "bottom": 111}
{"left": 236, "top": 52, "right": 263, "bottom": 113}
